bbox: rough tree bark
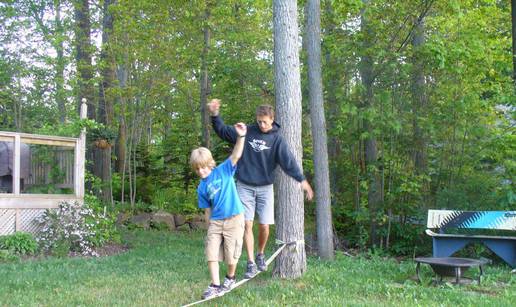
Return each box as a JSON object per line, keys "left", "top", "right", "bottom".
{"left": 97, "top": 0, "right": 115, "bottom": 205}
{"left": 273, "top": 0, "right": 306, "bottom": 278}
{"left": 305, "top": 0, "right": 334, "bottom": 260}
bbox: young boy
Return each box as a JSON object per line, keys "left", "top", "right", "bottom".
{"left": 190, "top": 121, "right": 247, "bottom": 300}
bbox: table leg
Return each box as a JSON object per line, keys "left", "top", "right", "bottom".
{"left": 455, "top": 267, "right": 461, "bottom": 284}
{"left": 416, "top": 262, "right": 421, "bottom": 283}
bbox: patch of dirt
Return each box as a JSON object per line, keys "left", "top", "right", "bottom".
{"left": 93, "top": 242, "right": 130, "bottom": 257}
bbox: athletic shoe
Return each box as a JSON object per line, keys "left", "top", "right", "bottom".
{"left": 244, "top": 261, "right": 258, "bottom": 279}
{"left": 256, "top": 253, "right": 267, "bottom": 271}
{"left": 201, "top": 284, "right": 222, "bottom": 299}
{"left": 221, "top": 276, "right": 236, "bottom": 292}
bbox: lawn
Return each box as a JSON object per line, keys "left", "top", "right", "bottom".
{"left": 0, "top": 229, "right": 514, "bottom": 306}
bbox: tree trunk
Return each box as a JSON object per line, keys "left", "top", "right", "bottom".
{"left": 323, "top": 0, "right": 341, "bottom": 207}
{"left": 54, "top": 0, "right": 66, "bottom": 123}
{"left": 200, "top": 3, "right": 211, "bottom": 148}
{"left": 272, "top": 0, "right": 306, "bottom": 278}
{"left": 116, "top": 64, "right": 128, "bottom": 175}
{"left": 97, "top": 0, "right": 115, "bottom": 205}
{"left": 511, "top": 0, "right": 516, "bottom": 84}
{"left": 411, "top": 20, "right": 427, "bottom": 176}
{"left": 359, "top": 0, "right": 383, "bottom": 247}
{"left": 73, "top": 0, "right": 95, "bottom": 120}
{"left": 305, "top": 0, "right": 334, "bottom": 260}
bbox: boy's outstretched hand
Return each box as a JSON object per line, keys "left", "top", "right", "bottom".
{"left": 207, "top": 99, "right": 221, "bottom": 116}
{"left": 234, "top": 122, "right": 247, "bottom": 137}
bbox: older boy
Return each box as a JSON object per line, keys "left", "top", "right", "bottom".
{"left": 190, "top": 121, "right": 247, "bottom": 299}
{"left": 207, "top": 99, "right": 313, "bottom": 279}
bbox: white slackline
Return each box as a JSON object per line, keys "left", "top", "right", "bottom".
{"left": 181, "top": 239, "right": 303, "bottom": 307}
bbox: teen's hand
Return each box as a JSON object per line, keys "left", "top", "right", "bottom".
{"left": 301, "top": 180, "right": 314, "bottom": 201}
{"left": 207, "top": 99, "right": 221, "bottom": 116}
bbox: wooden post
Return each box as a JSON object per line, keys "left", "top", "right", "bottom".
{"left": 74, "top": 101, "right": 87, "bottom": 199}
{"left": 13, "top": 134, "right": 20, "bottom": 195}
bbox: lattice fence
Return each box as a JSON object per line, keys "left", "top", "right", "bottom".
{"left": 0, "top": 209, "right": 49, "bottom": 235}
{"left": 0, "top": 209, "right": 15, "bottom": 235}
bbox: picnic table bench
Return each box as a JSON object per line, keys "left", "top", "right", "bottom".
{"left": 425, "top": 210, "right": 516, "bottom": 268}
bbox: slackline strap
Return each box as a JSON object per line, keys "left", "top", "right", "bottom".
{"left": 181, "top": 239, "right": 304, "bottom": 307}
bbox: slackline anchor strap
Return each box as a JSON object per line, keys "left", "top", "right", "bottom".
{"left": 181, "top": 238, "right": 304, "bottom": 307}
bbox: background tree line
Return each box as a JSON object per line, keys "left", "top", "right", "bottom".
{"left": 0, "top": 0, "right": 514, "bottom": 256}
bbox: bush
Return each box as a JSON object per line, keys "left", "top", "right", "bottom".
{"left": 0, "top": 249, "right": 19, "bottom": 262}
{"left": 36, "top": 201, "right": 99, "bottom": 256}
{"left": 84, "top": 194, "right": 121, "bottom": 246}
{"left": 0, "top": 232, "right": 38, "bottom": 255}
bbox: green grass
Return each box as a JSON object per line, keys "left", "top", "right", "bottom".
{"left": 0, "top": 230, "right": 514, "bottom": 306}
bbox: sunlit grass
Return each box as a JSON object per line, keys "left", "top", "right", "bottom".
{"left": 0, "top": 229, "right": 514, "bottom": 306}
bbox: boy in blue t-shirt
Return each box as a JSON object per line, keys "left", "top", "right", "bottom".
{"left": 190, "top": 122, "right": 247, "bottom": 300}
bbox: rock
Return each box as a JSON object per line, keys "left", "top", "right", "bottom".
{"left": 175, "top": 224, "right": 190, "bottom": 231}
{"left": 190, "top": 214, "right": 205, "bottom": 223}
{"left": 116, "top": 212, "right": 131, "bottom": 225}
{"left": 189, "top": 221, "right": 208, "bottom": 230}
{"left": 174, "top": 214, "right": 187, "bottom": 227}
{"left": 130, "top": 213, "right": 152, "bottom": 229}
{"left": 151, "top": 211, "right": 175, "bottom": 230}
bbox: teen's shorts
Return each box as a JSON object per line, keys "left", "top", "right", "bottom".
{"left": 236, "top": 181, "right": 274, "bottom": 224}
{"left": 205, "top": 213, "right": 244, "bottom": 265}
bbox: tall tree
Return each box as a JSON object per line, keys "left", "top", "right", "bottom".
{"left": 97, "top": 0, "right": 115, "bottom": 205}
{"left": 273, "top": 0, "right": 306, "bottom": 278}
{"left": 359, "top": 0, "right": 383, "bottom": 247}
{"left": 73, "top": 0, "right": 95, "bottom": 119}
{"left": 511, "top": 0, "right": 516, "bottom": 84}
{"left": 200, "top": 1, "right": 212, "bottom": 148}
{"left": 305, "top": 0, "right": 334, "bottom": 260}
{"left": 411, "top": 20, "right": 427, "bottom": 176}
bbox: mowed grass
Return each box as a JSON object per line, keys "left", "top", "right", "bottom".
{"left": 0, "top": 229, "right": 514, "bottom": 306}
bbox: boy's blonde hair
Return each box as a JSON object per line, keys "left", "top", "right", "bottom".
{"left": 190, "top": 147, "right": 216, "bottom": 170}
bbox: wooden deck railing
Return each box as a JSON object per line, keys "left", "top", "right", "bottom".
{"left": 0, "top": 104, "right": 87, "bottom": 234}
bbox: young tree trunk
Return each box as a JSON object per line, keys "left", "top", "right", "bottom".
{"left": 359, "top": 0, "right": 383, "bottom": 247}
{"left": 97, "top": 0, "right": 115, "bottom": 205}
{"left": 73, "top": 0, "right": 95, "bottom": 120}
{"left": 511, "top": 0, "right": 516, "bottom": 84}
{"left": 116, "top": 64, "right": 128, "bottom": 176}
{"left": 200, "top": 3, "right": 211, "bottom": 148}
{"left": 272, "top": 0, "right": 306, "bottom": 278}
{"left": 411, "top": 20, "right": 427, "bottom": 176}
{"left": 305, "top": 0, "right": 334, "bottom": 260}
{"left": 323, "top": 0, "right": 341, "bottom": 207}
{"left": 53, "top": 0, "right": 66, "bottom": 123}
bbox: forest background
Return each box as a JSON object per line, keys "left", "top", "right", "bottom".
{"left": 1, "top": 0, "right": 514, "bottom": 257}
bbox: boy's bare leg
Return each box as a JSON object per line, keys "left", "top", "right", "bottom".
{"left": 208, "top": 261, "right": 220, "bottom": 285}
{"left": 227, "top": 263, "right": 237, "bottom": 277}
{"left": 244, "top": 221, "right": 255, "bottom": 262}
{"left": 258, "top": 224, "right": 269, "bottom": 254}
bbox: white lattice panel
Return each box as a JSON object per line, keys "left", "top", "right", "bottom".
{"left": 20, "top": 209, "right": 46, "bottom": 234}
{"left": 0, "top": 209, "right": 15, "bottom": 235}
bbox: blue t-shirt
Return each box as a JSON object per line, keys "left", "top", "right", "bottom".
{"left": 197, "top": 158, "right": 244, "bottom": 220}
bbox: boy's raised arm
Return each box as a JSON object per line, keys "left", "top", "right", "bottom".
{"left": 230, "top": 122, "right": 247, "bottom": 166}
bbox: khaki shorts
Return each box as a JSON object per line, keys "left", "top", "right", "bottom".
{"left": 205, "top": 213, "right": 244, "bottom": 265}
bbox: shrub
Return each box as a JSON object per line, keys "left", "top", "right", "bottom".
{"left": 0, "top": 232, "right": 38, "bottom": 255}
{"left": 0, "top": 249, "right": 19, "bottom": 262}
{"left": 84, "top": 194, "right": 121, "bottom": 246}
{"left": 36, "top": 201, "right": 98, "bottom": 256}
